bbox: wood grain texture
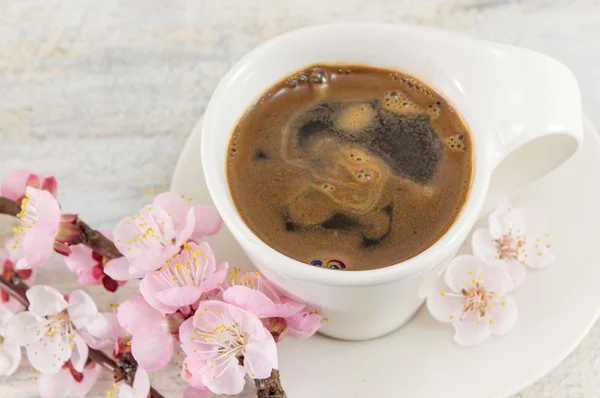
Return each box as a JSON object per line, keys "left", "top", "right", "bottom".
{"left": 1, "top": 0, "right": 599, "bottom": 396}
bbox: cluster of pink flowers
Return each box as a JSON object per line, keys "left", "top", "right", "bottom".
{"left": 110, "top": 193, "right": 323, "bottom": 395}
{"left": 425, "top": 201, "right": 555, "bottom": 346}
{"left": 0, "top": 170, "right": 324, "bottom": 397}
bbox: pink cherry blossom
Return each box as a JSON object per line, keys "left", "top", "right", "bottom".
{"left": 426, "top": 255, "right": 518, "bottom": 346}
{"left": 221, "top": 269, "right": 323, "bottom": 340}
{"left": 105, "top": 192, "right": 222, "bottom": 281}
{"left": 117, "top": 295, "right": 181, "bottom": 372}
{"left": 77, "top": 312, "right": 123, "bottom": 351}
{"left": 5, "top": 286, "right": 101, "bottom": 374}
{"left": 11, "top": 187, "right": 82, "bottom": 270}
{"left": 118, "top": 368, "right": 150, "bottom": 398}
{"left": 1, "top": 169, "right": 57, "bottom": 201}
{"left": 282, "top": 309, "right": 325, "bottom": 339}
{"left": 140, "top": 241, "right": 227, "bottom": 314}
{"left": 37, "top": 361, "right": 100, "bottom": 398}
{"left": 179, "top": 301, "right": 277, "bottom": 395}
{"left": 472, "top": 201, "right": 555, "bottom": 288}
{"left": 0, "top": 307, "right": 21, "bottom": 376}
{"left": 64, "top": 230, "right": 123, "bottom": 292}
{"left": 0, "top": 243, "right": 35, "bottom": 313}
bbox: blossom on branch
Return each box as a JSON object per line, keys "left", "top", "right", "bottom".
{"left": 64, "top": 230, "right": 123, "bottom": 292}
{"left": 140, "top": 241, "right": 228, "bottom": 314}
{"left": 222, "top": 269, "right": 324, "bottom": 341}
{"left": 0, "top": 307, "right": 21, "bottom": 376}
{"left": 5, "top": 286, "right": 104, "bottom": 374}
{"left": 117, "top": 295, "right": 181, "bottom": 372}
{"left": 1, "top": 169, "right": 57, "bottom": 201}
{"left": 105, "top": 192, "right": 222, "bottom": 281}
{"left": 179, "top": 301, "right": 277, "bottom": 395}
{"left": 12, "top": 187, "right": 82, "bottom": 269}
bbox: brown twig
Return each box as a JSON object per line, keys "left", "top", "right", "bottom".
{"left": 0, "top": 196, "right": 20, "bottom": 217}
{"left": 255, "top": 370, "right": 287, "bottom": 398}
{"left": 73, "top": 218, "right": 122, "bottom": 259}
{"left": 0, "top": 276, "right": 164, "bottom": 398}
{"left": 0, "top": 195, "right": 287, "bottom": 398}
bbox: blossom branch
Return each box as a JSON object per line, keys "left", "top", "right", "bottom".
{"left": 0, "top": 196, "right": 122, "bottom": 260}
{"left": 0, "top": 275, "right": 165, "bottom": 398}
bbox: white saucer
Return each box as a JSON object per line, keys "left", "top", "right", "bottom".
{"left": 171, "top": 115, "right": 600, "bottom": 398}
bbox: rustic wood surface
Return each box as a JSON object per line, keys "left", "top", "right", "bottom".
{"left": 1, "top": 0, "right": 600, "bottom": 396}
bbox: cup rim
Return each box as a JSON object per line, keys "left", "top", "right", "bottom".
{"left": 201, "top": 23, "right": 488, "bottom": 287}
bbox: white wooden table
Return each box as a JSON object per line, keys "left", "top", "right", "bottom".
{"left": 1, "top": 1, "right": 599, "bottom": 396}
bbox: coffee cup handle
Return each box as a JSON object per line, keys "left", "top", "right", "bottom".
{"left": 480, "top": 46, "right": 584, "bottom": 215}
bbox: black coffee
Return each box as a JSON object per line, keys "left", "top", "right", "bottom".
{"left": 226, "top": 65, "right": 472, "bottom": 270}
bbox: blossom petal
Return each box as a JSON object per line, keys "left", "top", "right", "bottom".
{"left": 41, "top": 177, "right": 58, "bottom": 198}
{"left": 489, "top": 296, "right": 518, "bottom": 335}
{"left": 285, "top": 310, "right": 324, "bottom": 339}
{"left": 223, "top": 286, "right": 279, "bottom": 318}
{"left": 104, "top": 257, "right": 134, "bottom": 281}
{"left": 488, "top": 200, "right": 514, "bottom": 238}
{"left": 17, "top": 228, "right": 55, "bottom": 270}
{"left": 522, "top": 241, "right": 556, "bottom": 268}
{"left": 117, "top": 295, "right": 164, "bottom": 335}
{"left": 64, "top": 244, "right": 99, "bottom": 278}
{"left": 139, "top": 276, "right": 179, "bottom": 314}
{"left": 426, "top": 276, "right": 463, "bottom": 323}
{"left": 27, "top": 337, "right": 72, "bottom": 375}
{"left": 130, "top": 247, "right": 175, "bottom": 273}
{"left": 112, "top": 205, "right": 174, "bottom": 260}
{"left": 131, "top": 329, "right": 173, "bottom": 372}
{"left": 5, "top": 236, "right": 25, "bottom": 263}
{"left": 201, "top": 359, "right": 246, "bottom": 395}
{"left": 452, "top": 311, "right": 491, "bottom": 346}
{"left": 0, "top": 298, "right": 24, "bottom": 314}
{"left": 0, "top": 342, "right": 21, "bottom": 375}
{"left": 181, "top": 356, "right": 208, "bottom": 390}
{"left": 191, "top": 206, "right": 222, "bottom": 238}
{"left": 177, "top": 209, "right": 196, "bottom": 245}
{"left": 152, "top": 192, "right": 191, "bottom": 230}
{"left": 444, "top": 255, "right": 485, "bottom": 293}
{"left": 70, "top": 333, "right": 89, "bottom": 372}
{"left": 199, "top": 261, "right": 228, "bottom": 293}
{"left": 276, "top": 297, "right": 306, "bottom": 318}
{"left": 1, "top": 169, "right": 31, "bottom": 200}
{"left": 72, "top": 364, "right": 101, "bottom": 398}
{"left": 118, "top": 385, "right": 134, "bottom": 398}
{"left": 481, "top": 266, "right": 514, "bottom": 296}
{"left": 180, "top": 318, "right": 215, "bottom": 358}
{"left": 0, "top": 305, "right": 13, "bottom": 334}
{"left": 26, "top": 285, "right": 68, "bottom": 317}
{"left": 6, "top": 311, "right": 44, "bottom": 345}
{"left": 29, "top": 188, "right": 61, "bottom": 234}
{"left": 68, "top": 290, "right": 99, "bottom": 329}
{"left": 504, "top": 260, "right": 527, "bottom": 289}
{"left": 133, "top": 368, "right": 151, "bottom": 397}
{"left": 156, "top": 287, "right": 204, "bottom": 309}
{"left": 37, "top": 368, "right": 72, "bottom": 398}
{"left": 243, "top": 331, "right": 278, "bottom": 379}
{"left": 472, "top": 228, "right": 502, "bottom": 266}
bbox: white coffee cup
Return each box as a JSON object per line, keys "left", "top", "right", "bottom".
{"left": 201, "top": 24, "right": 583, "bottom": 341}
